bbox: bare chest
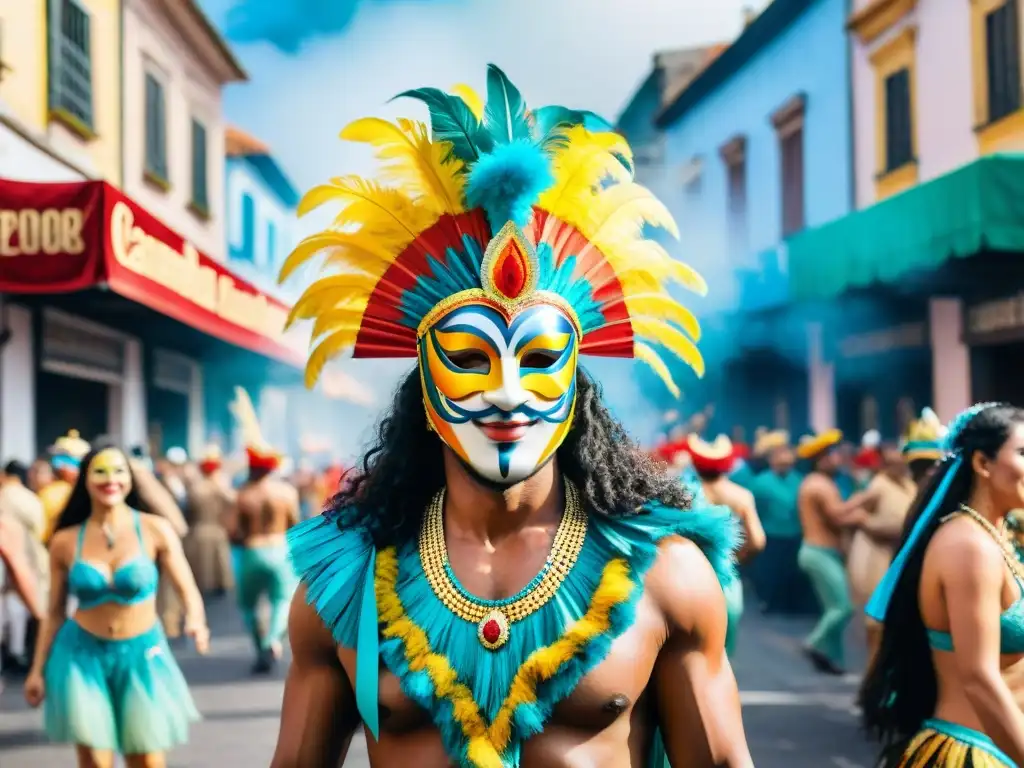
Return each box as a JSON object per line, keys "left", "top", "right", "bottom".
{"left": 338, "top": 591, "right": 665, "bottom": 739}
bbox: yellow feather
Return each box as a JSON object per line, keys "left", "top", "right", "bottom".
{"left": 632, "top": 318, "right": 705, "bottom": 377}
{"left": 586, "top": 184, "right": 679, "bottom": 240}
{"left": 634, "top": 342, "right": 680, "bottom": 399}
{"left": 538, "top": 127, "right": 633, "bottom": 213}
{"left": 311, "top": 310, "right": 375, "bottom": 343}
{"left": 450, "top": 83, "right": 484, "bottom": 120}
{"left": 625, "top": 295, "right": 701, "bottom": 341}
{"left": 340, "top": 117, "right": 465, "bottom": 214}
{"left": 280, "top": 231, "right": 404, "bottom": 285}
{"left": 288, "top": 282, "right": 372, "bottom": 328}
{"left": 230, "top": 387, "right": 268, "bottom": 448}
{"left": 305, "top": 328, "right": 360, "bottom": 388}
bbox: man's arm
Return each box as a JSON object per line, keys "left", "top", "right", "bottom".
{"left": 272, "top": 584, "right": 360, "bottom": 767}
{"left": 810, "top": 477, "right": 869, "bottom": 527}
{"left": 734, "top": 489, "right": 765, "bottom": 564}
{"left": 651, "top": 538, "right": 753, "bottom": 768}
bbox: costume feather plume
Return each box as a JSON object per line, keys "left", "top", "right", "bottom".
{"left": 230, "top": 387, "right": 268, "bottom": 450}
{"left": 283, "top": 64, "right": 707, "bottom": 398}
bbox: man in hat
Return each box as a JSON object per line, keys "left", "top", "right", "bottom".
{"left": 225, "top": 388, "right": 299, "bottom": 673}
{"left": 39, "top": 429, "right": 91, "bottom": 544}
{"left": 796, "top": 429, "right": 874, "bottom": 674}
{"left": 183, "top": 445, "right": 236, "bottom": 596}
{"left": 687, "top": 434, "right": 765, "bottom": 656}
{"left": 747, "top": 433, "right": 808, "bottom": 614}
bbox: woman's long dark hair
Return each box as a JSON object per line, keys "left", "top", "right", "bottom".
{"left": 860, "top": 403, "right": 1024, "bottom": 748}
{"left": 328, "top": 366, "right": 692, "bottom": 549}
{"left": 55, "top": 439, "right": 146, "bottom": 532}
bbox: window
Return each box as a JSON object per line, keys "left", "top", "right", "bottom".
{"left": 772, "top": 94, "right": 806, "bottom": 237}
{"left": 144, "top": 73, "right": 168, "bottom": 184}
{"left": 884, "top": 68, "right": 914, "bottom": 171}
{"left": 48, "top": 0, "right": 93, "bottom": 131}
{"left": 720, "top": 135, "right": 747, "bottom": 263}
{"left": 870, "top": 26, "right": 918, "bottom": 199}
{"left": 239, "top": 193, "right": 255, "bottom": 263}
{"left": 190, "top": 119, "right": 208, "bottom": 213}
{"left": 985, "top": 0, "right": 1022, "bottom": 122}
{"left": 266, "top": 220, "right": 277, "bottom": 267}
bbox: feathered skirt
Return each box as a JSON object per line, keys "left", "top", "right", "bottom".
{"left": 882, "top": 719, "right": 1016, "bottom": 767}
{"left": 44, "top": 621, "right": 199, "bottom": 753}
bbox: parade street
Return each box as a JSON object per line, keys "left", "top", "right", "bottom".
{"left": 0, "top": 591, "right": 877, "bottom": 768}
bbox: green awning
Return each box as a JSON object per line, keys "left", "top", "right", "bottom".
{"left": 788, "top": 154, "right": 1024, "bottom": 300}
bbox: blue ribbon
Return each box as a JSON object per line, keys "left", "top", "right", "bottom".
{"left": 355, "top": 548, "right": 380, "bottom": 741}
{"left": 865, "top": 455, "right": 961, "bottom": 622}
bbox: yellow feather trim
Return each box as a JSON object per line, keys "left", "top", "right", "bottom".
{"left": 288, "top": 275, "right": 380, "bottom": 327}
{"left": 632, "top": 318, "right": 706, "bottom": 378}
{"left": 306, "top": 329, "right": 361, "bottom": 387}
{"left": 374, "top": 547, "right": 635, "bottom": 766}
{"left": 451, "top": 83, "right": 484, "bottom": 120}
{"left": 340, "top": 117, "right": 465, "bottom": 214}
{"left": 634, "top": 342, "right": 681, "bottom": 400}
{"left": 538, "top": 127, "right": 632, "bottom": 215}
{"left": 626, "top": 295, "right": 700, "bottom": 341}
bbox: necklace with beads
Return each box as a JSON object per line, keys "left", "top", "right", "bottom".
{"left": 953, "top": 504, "right": 1024, "bottom": 581}
{"left": 418, "top": 480, "right": 588, "bottom": 651}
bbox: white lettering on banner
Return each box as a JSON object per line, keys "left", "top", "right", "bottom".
{"left": 839, "top": 322, "right": 927, "bottom": 358}
{"left": 0, "top": 208, "right": 85, "bottom": 257}
{"left": 109, "top": 201, "right": 292, "bottom": 345}
{"left": 967, "top": 295, "right": 1024, "bottom": 335}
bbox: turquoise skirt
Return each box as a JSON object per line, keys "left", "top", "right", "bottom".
{"left": 44, "top": 621, "right": 199, "bottom": 753}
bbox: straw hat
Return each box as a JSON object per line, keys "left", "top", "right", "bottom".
{"left": 796, "top": 428, "right": 843, "bottom": 460}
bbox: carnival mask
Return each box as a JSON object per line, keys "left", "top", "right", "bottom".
{"left": 416, "top": 222, "right": 580, "bottom": 485}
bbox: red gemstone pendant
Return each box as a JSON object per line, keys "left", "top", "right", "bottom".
{"left": 477, "top": 609, "right": 510, "bottom": 650}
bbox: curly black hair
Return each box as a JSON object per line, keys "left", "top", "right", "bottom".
{"left": 327, "top": 366, "right": 692, "bottom": 549}
{"left": 859, "top": 403, "right": 1024, "bottom": 753}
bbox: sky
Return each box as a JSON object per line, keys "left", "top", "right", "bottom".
{"left": 199, "top": 0, "right": 768, "bottom": 452}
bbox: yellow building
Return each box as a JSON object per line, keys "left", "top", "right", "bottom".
{"left": 0, "top": 0, "right": 121, "bottom": 183}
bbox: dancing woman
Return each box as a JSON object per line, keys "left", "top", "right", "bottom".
{"left": 23, "top": 440, "right": 209, "bottom": 768}
{"left": 861, "top": 403, "right": 1024, "bottom": 767}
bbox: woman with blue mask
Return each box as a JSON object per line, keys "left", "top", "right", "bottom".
{"left": 861, "top": 403, "right": 1024, "bottom": 767}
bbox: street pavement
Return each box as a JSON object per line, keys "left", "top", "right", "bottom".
{"left": 0, "top": 589, "right": 878, "bottom": 767}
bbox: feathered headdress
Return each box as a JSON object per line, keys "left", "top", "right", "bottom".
{"left": 281, "top": 64, "right": 707, "bottom": 397}
{"left": 52, "top": 429, "right": 91, "bottom": 460}
{"left": 901, "top": 407, "right": 946, "bottom": 462}
{"left": 230, "top": 387, "right": 281, "bottom": 471}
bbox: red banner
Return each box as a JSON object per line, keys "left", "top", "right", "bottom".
{"left": 0, "top": 179, "right": 304, "bottom": 367}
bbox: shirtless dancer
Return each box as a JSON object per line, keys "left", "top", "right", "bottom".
{"left": 796, "top": 429, "right": 872, "bottom": 674}
{"left": 226, "top": 388, "right": 299, "bottom": 673}
{"left": 271, "top": 68, "right": 751, "bottom": 767}
{"left": 687, "top": 434, "right": 766, "bottom": 656}
{"left": 183, "top": 446, "right": 235, "bottom": 596}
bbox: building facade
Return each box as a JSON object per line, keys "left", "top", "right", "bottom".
{"left": 789, "top": 0, "right": 1024, "bottom": 430}
{"left": 650, "top": 0, "right": 853, "bottom": 438}
{"left": 0, "top": 0, "right": 314, "bottom": 466}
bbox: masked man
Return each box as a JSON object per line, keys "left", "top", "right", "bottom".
{"left": 225, "top": 388, "right": 299, "bottom": 673}
{"left": 271, "top": 67, "right": 751, "bottom": 768}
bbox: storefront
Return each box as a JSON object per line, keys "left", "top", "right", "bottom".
{"left": 788, "top": 154, "right": 1024, "bottom": 423}
{"left": 0, "top": 179, "right": 306, "bottom": 462}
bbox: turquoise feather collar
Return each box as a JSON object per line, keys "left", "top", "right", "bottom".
{"left": 289, "top": 502, "right": 738, "bottom": 767}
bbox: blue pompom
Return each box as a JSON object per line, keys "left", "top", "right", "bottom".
{"left": 464, "top": 140, "right": 553, "bottom": 232}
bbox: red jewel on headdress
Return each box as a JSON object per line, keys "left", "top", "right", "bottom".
{"left": 481, "top": 619, "right": 501, "bottom": 644}
{"left": 493, "top": 238, "right": 529, "bottom": 299}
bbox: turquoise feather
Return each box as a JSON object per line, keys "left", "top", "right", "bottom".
{"left": 464, "top": 140, "right": 553, "bottom": 232}
{"left": 532, "top": 105, "right": 611, "bottom": 136}
{"left": 289, "top": 503, "right": 740, "bottom": 767}
{"left": 484, "top": 64, "right": 532, "bottom": 144}
{"left": 394, "top": 87, "right": 494, "bottom": 163}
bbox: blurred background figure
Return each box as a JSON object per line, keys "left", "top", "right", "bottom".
{"left": 0, "top": 460, "right": 46, "bottom": 677}
{"left": 183, "top": 445, "right": 235, "bottom": 597}
{"left": 687, "top": 434, "right": 765, "bottom": 656}
{"left": 39, "top": 430, "right": 91, "bottom": 545}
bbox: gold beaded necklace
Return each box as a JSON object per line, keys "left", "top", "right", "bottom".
{"left": 418, "top": 480, "right": 588, "bottom": 651}
{"left": 954, "top": 504, "right": 1024, "bottom": 582}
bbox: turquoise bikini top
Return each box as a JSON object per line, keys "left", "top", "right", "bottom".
{"left": 926, "top": 541, "right": 1024, "bottom": 654}
{"left": 68, "top": 511, "right": 159, "bottom": 610}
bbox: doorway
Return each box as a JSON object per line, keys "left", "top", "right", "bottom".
{"left": 36, "top": 371, "right": 109, "bottom": 455}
